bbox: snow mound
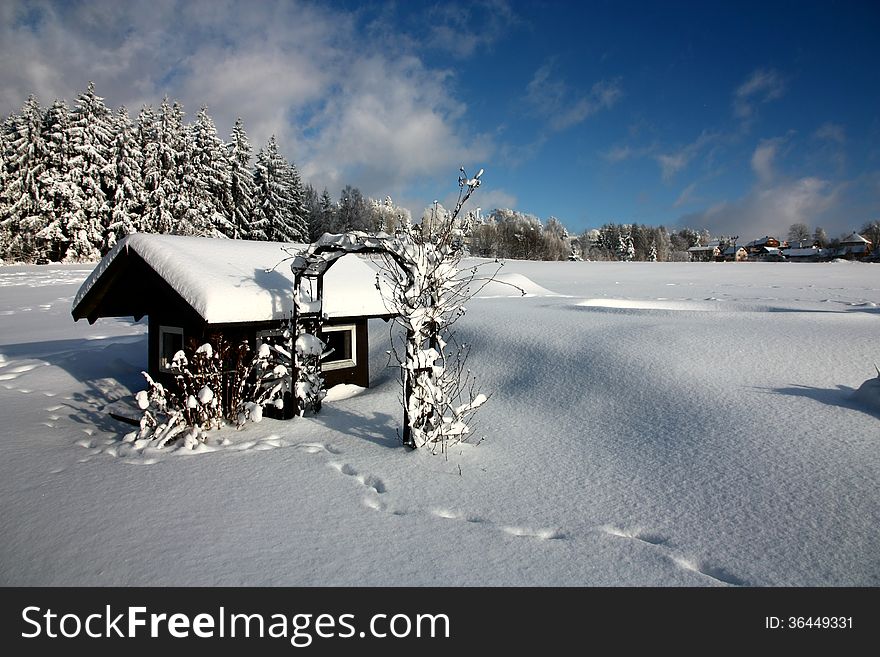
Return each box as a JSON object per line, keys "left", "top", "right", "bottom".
{"left": 473, "top": 272, "right": 558, "bottom": 298}
{"left": 575, "top": 298, "right": 722, "bottom": 312}
{"left": 323, "top": 384, "right": 366, "bottom": 402}
{"left": 852, "top": 374, "right": 880, "bottom": 414}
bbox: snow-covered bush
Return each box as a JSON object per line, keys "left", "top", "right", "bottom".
{"left": 134, "top": 349, "right": 221, "bottom": 449}
{"left": 235, "top": 320, "right": 315, "bottom": 424}
{"left": 133, "top": 335, "right": 273, "bottom": 447}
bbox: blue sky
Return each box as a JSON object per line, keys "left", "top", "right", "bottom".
{"left": 1, "top": 0, "right": 878, "bottom": 238}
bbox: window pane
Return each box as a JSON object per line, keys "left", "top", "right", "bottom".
{"left": 322, "top": 328, "right": 352, "bottom": 362}
{"left": 160, "top": 329, "right": 183, "bottom": 370}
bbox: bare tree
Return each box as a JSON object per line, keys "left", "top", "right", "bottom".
{"left": 788, "top": 222, "right": 811, "bottom": 244}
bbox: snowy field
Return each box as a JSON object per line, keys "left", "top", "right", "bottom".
{"left": 0, "top": 260, "right": 878, "bottom": 586}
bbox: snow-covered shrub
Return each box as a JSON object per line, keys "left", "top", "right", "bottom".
{"left": 293, "top": 325, "right": 327, "bottom": 414}
{"left": 235, "top": 323, "right": 303, "bottom": 425}
{"left": 134, "top": 338, "right": 238, "bottom": 447}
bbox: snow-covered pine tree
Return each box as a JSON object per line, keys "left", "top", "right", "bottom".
{"left": 285, "top": 158, "right": 308, "bottom": 242}
{"left": 167, "top": 101, "right": 215, "bottom": 236}
{"left": 141, "top": 99, "right": 178, "bottom": 235}
{"left": 228, "top": 117, "right": 254, "bottom": 239}
{"left": 302, "top": 183, "right": 320, "bottom": 241}
{"left": 1, "top": 96, "right": 46, "bottom": 262}
{"left": 249, "top": 136, "right": 307, "bottom": 242}
{"left": 64, "top": 82, "right": 113, "bottom": 261}
{"left": 188, "top": 107, "right": 233, "bottom": 237}
{"left": 36, "top": 99, "right": 74, "bottom": 261}
{"left": 317, "top": 188, "right": 335, "bottom": 239}
{"left": 616, "top": 226, "right": 635, "bottom": 262}
{"left": 0, "top": 117, "right": 7, "bottom": 259}
{"left": 103, "top": 106, "right": 144, "bottom": 248}
{"left": 648, "top": 240, "right": 658, "bottom": 262}
{"left": 336, "top": 185, "right": 370, "bottom": 233}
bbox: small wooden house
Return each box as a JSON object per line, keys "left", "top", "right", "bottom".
{"left": 687, "top": 244, "right": 720, "bottom": 262}
{"left": 745, "top": 236, "right": 781, "bottom": 255}
{"left": 71, "top": 234, "right": 395, "bottom": 397}
{"left": 722, "top": 245, "right": 748, "bottom": 262}
{"left": 834, "top": 232, "right": 873, "bottom": 260}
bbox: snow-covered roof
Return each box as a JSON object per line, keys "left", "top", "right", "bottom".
{"left": 745, "top": 236, "right": 779, "bottom": 247}
{"left": 840, "top": 232, "right": 870, "bottom": 245}
{"left": 73, "top": 234, "right": 394, "bottom": 324}
{"left": 781, "top": 248, "right": 822, "bottom": 258}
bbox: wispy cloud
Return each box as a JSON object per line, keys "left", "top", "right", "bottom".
{"left": 733, "top": 68, "right": 786, "bottom": 123}
{"left": 750, "top": 135, "right": 789, "bottom": 183}
{"left": 424, "top": 0, "right": 519, "bottom": 59}
{"left": 673, "top": 182, "right": 698, "bottom": 208}
{"left": 813, "top": 122, "right": 846, "bottom": 144}
{"left": 654, "top": 131, "right": 717, "bottom": 181}
{"left": 603, "top": 144, "right": 637, "bottom": 162}
{"left": 525, "top": 61, "right": 622, "bottom": 133}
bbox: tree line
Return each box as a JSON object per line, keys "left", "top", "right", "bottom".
{"left": 3, "top": 84, "right": 875, "bottom": 265}
{"left": 0, "top": 83, "right": 412, "bottom": 263}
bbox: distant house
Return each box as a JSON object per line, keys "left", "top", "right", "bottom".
{"left": 71, "top": 235, "right": 395, "bottom": 408}
{"left": 687, "top": 244, "right": 720, "bottom": 262}
{"left": 834, "top": 232, "right": 873, "bottom": 260}
{"left": 722, "top": 245, "right": 748, "bottom": 262}
{"left": 780, "top": 246, "right": 831, "bottom": 262}
{"left": 745, "top": 236, "right": 781, "bottom": 255}
{"left": 750, "top": 246, "right": 785, "bottom": 262}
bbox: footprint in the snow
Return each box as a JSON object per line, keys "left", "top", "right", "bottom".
{"left": 502, "top": 526, "right": 566, "bottom": 540}
{"left": 362, "top": 496, "right": 385, "bottom": 511}
{"left": 329, "top": 462, "right": 388, "bottom": 495}
{"left": 601, "top": 525, "right": 668, "bottom": 546}
{"left": 671, "top": 556, "right": 746, "bottom": 586}
{"left": 358, "top": 474, "right": 387, "bottom": 494}
{"left": 49, "top": 467, "right": 65, "bottom": 474}
{"left": 298, "top": 442, "right": 341, "bottom": 455}
{"left": 329, "top": 461, "right": 358, "bottom": 476}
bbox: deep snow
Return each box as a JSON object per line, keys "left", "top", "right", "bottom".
{"left": 0, "top": 260, "right": 878, "bottom": 586}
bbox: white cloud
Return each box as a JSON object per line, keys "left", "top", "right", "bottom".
{"left": 424, "top": 0, "right": 519, "bottom": 59}
{"left": 525, "top": 62, "right": 622, "bottom": 133}
{"left": 813, "top": 122, "right": 846, "bottom": 143}
{"left": 654, "top": 131, "right": 717, "bottom": 181}
{"left": 681, "top": 176, "right": 846, "bottom": 239}
{"left": 673, "top": 182, "right": 698, "bottom": 208}
{"left": 751, "top": 139, "right": 779, "bottom": 183}
{"left": 603, "top": 144, "right": 635, "bottom": 162}
{"left": 0, "top": 0, "right": 492, "bottom": 213}
{"left": 733, "top": 68, "right": 786, "bottom": 122}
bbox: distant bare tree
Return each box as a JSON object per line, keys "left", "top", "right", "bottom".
{"left": 788, "top": 222, "right": 811, "bottom": 244}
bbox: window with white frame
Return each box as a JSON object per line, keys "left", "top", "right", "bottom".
{"left": 320, "top": 324, "right": 356, "bottom": 371}
{"left": 158, "top": 325, "right": 184, "bottom": 372}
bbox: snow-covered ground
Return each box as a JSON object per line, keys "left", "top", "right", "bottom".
{"left": 0, "top": 260, "right": 877, "bottom": 586}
